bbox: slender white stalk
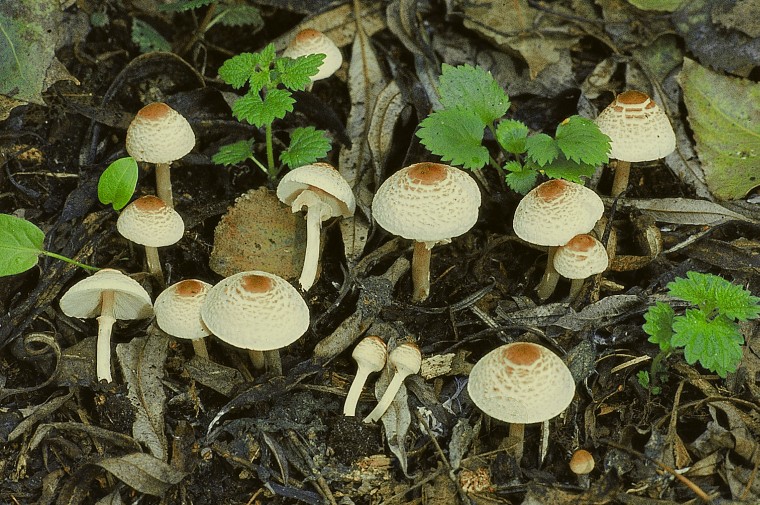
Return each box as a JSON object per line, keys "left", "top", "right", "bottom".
{"left": 96, "top": 290, "right": 116, "bottom": 382}
{"left": 299, "top": 203, "right": 323, "bottom": 291}
{"left": 343, "top": 368, "right": 373, "bottom": 417}
{"left": 536, "top": 247, "right": 560, "bottom": 301}
{"left": 363, "top": 372, "right": 407, "bottom": 423}
{"left": 191, "top": 338, "right": 209, "bottom": 360}
{"left": 144, "top": 246, "right": 163, "bottom": 281}
{"left": 155, "top": 162, "right": 173, "bottom": 207}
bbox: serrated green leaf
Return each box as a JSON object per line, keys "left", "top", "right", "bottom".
{"left": 131, "top": 19, "right": 171, "bottom": 53}
{"left": 495, "top": 119, "right": 529, "bottom": 154}
{"left": 218, "top": 53, "right": 258, "bottom": 89}
{"left": 555, "top": 115, "right": 610, "bottom": 166}
{"left": 98, "top": 157, "right": 138, "bottom": 211}
{"left": 671, "top": 309, "right": 743, "bottom": 377}
{"left": 668, "top": 271, "right": 760, "bottom": 321}
{"left": 257, "top": 44, "right": 276, "bottom": 69}
{"left": 416, "top": 108, "right": 489, "bottom": 170}
{"left": 232, "top": 89, "right": 294, "bottom": 127}
{"left": 158, "top": 0, "right": 215, "bottom": 12}
{"left": 541, "top": 156, "right": 597, "bottom": 183}
{"left": 280, "top": 127, "right": 331, "bottom": 169}
{"left": 0, "top": 214, "right": 45, "bottom": 276}
{"left": 212, "top": 140, "right": 254, "bottom": 166}
{"left": 214, "top": 5, "right": 263, "bottom": 28}
{"left": 277, "top": 54, "right": 325, "bottom": 91}
{"left": 438, "top": 64, "right": 510, "bottom": 125}
{"left": 525, "top": 133, "right": 560, "bottom": 167}
{"left": 503, "top": 161, "right": 537, "bottom": 194}
{"left": 643, "top": 301, "right": 675, "bottom": 352}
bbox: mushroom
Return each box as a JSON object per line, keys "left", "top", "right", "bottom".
{"left": 512, "top": 179, "right": 604, "bottom": 301}
{"left": 282, "top": 29, "right": 343, "bottom": 83}
{"left": 276, "top": 162, "right": 355, "bottom": 291}
{"left": 371, "top": 162, "right": 481, "bottom": 302}
{"left": 59, "top": 269, "right": 153, "bottom": 382}
{"left": 117, "top": 195, "right": 185, "bottom": 281}
{"left": 363, "top": 342, "right": 422, "bottom": 423}
{"left": 200, "top": 270, "right": 309, "bottom": 375}
{"left": 154, "top": 279, "right": 212, "bottom": 360}
{"left": 553, "top": 234, "right": 609, "bottom": 300}
{"left": 569, "top": 449, "right": 594, "bottom": 488}
{"left": 125, "top": 102, "right": 195, "bottom": 207}
{"left": 594, "top": 90, "right": 676, "bottom": 197}
{"left": 467, "top": 342, "right": 575, "bottom": 462}
{"left": 343, "top": 336, "right": 387, "bottom": 417}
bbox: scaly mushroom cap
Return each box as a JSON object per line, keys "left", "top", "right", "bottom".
{"left": 553, "top": 234, "right": 609, "bottom": 279}
{"left": 59, "top": 268, "right": 153, "bottom": 320}
{"left": 372, "top": 162, "right": 481, "bottom": 243}
{"left": 117, "top": 195, "right": 185, "bottom": 247}
{"left": 513, "top": 180, "right": 604, "bottom": 247}
{"left": 282, "top": 29, "right": 343, "bottom": 81}
{"left": 595, "top": 90, "right": 676, "bottom": 162}
{"left": 201, "top": 271, "right": 309, "bottom": 351}
{"left": 126, "top": 102, "right": 195, "bottom": 164}
{"left": 467, "top": 342, "right": 575, "bottom": 424}
{"left": 277, "top": 162, "right": 356, "bottom": 218}
{"left": 154, "top": 279, "right": 212, "bottom": 340}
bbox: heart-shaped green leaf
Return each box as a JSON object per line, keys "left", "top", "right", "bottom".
{"left": 98, "top": 157, "right": 138, "bottom": 211}
{"left": 0, "top": 214, "right": 45, "bottom": 276}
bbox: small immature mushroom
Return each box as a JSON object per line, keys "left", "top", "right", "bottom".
{"left": 282, "top": 29, "right": 343, "bottom": 83}
{"left": 569, "top": 449, "right": 594, "bottom": 488}
{"left": 117, "top": 195, "right": 185, "bottom": 281}
{"left": 513, "top": 180, "right": 604, "bottom": 301}
{"left": 154, "top": 279, "right": 213, "bottom": 360}
{"left": 595, "top": 90, "right": 676, "bottom": 197}
{"left": 372, "top": 162, "right": 481, "bottom": 302}
{"left": 363, "top": 342, "right": 422, "bottom": 423}
{"left": 125, "top": 102, "right": 195, "bottom": 207}
{"left": 276, "top": 162, "right": 355, "bottom": 291}
{"left": 467, "top": 342, "right": 575, "bottom": 462}
{"left": 553, "top": 234, "right": 609, "bottom": 300}
{"left": 343, "top": 336, "right": 387, "bottom": 417}
{"left": 200, "top": 270, "right": 309, "bottom": 375}
{"left": 59, "top": 269, "right": 153, "bottom": 382}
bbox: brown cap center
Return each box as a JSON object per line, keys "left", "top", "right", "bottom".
{"left": 295, "top": 28, "right": 322, "bottom": 42}
{"left": 407, "top": 163, "right": 448, "bottom": 185}
{"left": 616, "top": 91, "right": 652, "bottom": 107}
{"left": 503, "top": 343, "right": 541, "bottom": 366}
{"left": 535, "top": 179, "right": 569, "bottom": 202}
{"left": 176, "top": 279, "right": 205, "bottom": 297}
{"left": 133, "top": 195, "right": 167, "bottom": 211}
{"left": 137, "top": 102, "right": 172, "bottom": 120}
{"left": 566, "top": 234, "right": 596, "bottom": 252}
{"left": 241, "top": 274, "right": 273, "bottom": 293}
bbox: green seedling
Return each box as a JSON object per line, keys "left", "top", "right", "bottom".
{"left": 212, "top": 44, "right": 331, "bottom": 180}
{"left": 0, "top": 214, "right": 98, "bottom": 276}
{"left": 640, "top": 271, "right": 760, "bottom": 390}
{"left": 416, "top": 64, "right": 611, "bottom": 193}
{"left": 98, "top": 157, "right": 139, "bottom": 211}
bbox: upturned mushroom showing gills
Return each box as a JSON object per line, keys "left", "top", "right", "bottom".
{"left": 200, "top": 270, "right": 309, "bottom": 375}
{"left": 282, "top": 29, "right": 342, "bottom": 83}
{"left": 125, "top": 102, "right": 195, "bottom": 207}
{"left": 59, "top": 269, "right": 153, "bottom": 382}
{"left": 343, "top": 336, "right": 387, "bottom": 417}
{"left": 154, "top": 279, "right": 212, "bottom": 360}
{"left": 595, "top": 90, "right": 676, "bottom": 197}
{"left": 363, "top": 342, "right": 422, "bottom": 423}
{"left": 276, "top": 163, "right": 355, "bottom": 291}
{"left": 371, "top": 162, "right": 481, "bottom": 302}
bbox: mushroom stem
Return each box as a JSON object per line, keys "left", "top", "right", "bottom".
{"left": 536, "top": 247, "right": 560, "bottom": 301}
{"left": 508, "top": 422, "right": 525, "bottom": 463}
{"left": 249, "top": 350, "right": 265, "bottom": 370}
{"left": 567, "top": 278, "right": 585, "bottom": 301}
{"left": 96, "top": 290, "right": 117, "bottom": 382}
{"left": 144, "top": 246, "right": 164, "bottom": 283}
{"left": 363, "top": 371, "right": 408, "bottom": 423}
{"left": 610, "top": 160, "right": 631, "bottom": 197}
{"left": 191, "top": 338, "right": 209, "bottom": 360}
{"left": 343, "top": 367, "right": 374, "bottom": 417}
{"left": 264, "top": 350, "right": 282, "bottom": 376}
{"left": 411, "top": 241, "right": 433, "bottom": 302}
{"left": 300, "top": 201, "right": 324, "bottom": 291}
{"left": 155, "top": 162, "right": 174, "bottom": 208}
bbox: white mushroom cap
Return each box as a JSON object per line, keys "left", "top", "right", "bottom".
{"left": 553, "top": 234, "right": 609, "bottom": 279}
{"left": 282, "top": 29, "right": 343, "bottom": 82}
{"left": 154, "top": 279, "right": 212, "bottom": 340}
{"left": 467, "top": 342, "right": 575, "bottom": 424}
{"left": 513, "top": 180, "right": 604, "bottom": 247}
{"left": 125, "top": 102, "right": 195, "bottom": 164}
{"left": 372, "top": 162, "right": 481, "bottom": 243}
{"left": 200, "top": 271, "right": 309, "bottom": 351}
{"left": 117, "top": 195, "right": 185, "bottom": 247}
{"left": 595, "top": 90, "right": 676, "bottom": 162}
{"left": 277, "top": 162, "right": 356, "bottom": 218}
{"left": 59, "top": 268, "right": 153, "bottom": 320}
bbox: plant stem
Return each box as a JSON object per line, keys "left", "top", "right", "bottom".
{"left": 41, "top": 251, "right": 99, "bottom": 271}
{"left": 265, "top": 122, "right": 275, "bottom": 179}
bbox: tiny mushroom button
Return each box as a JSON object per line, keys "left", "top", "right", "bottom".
{"left": 553, "top": 234, "right": 609, "bottom": 300}
{"left": 343, "top": 336, "right": 388, "bottom": 417}
{"left": 154, "top": 279, "right": 213, "bottom": 360}
{"left": 282, "top": 29, "right": 343, "bottom": 82}
{"left": 363, "top": 342, "right": 422, "bottom": 423}
{"left": 60, "top": 269, "right": 153, "bottom": 383}
{"left": 276, "top": 162, "right": 355, "bottom": 291}
{"left": 371, "top": 162, "right": 481, "bottom": 302}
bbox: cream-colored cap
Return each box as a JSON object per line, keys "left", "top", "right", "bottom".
{"left": 513, "top": 180, "right": 604, "bottom": 246}
{"left": 595, "top": 90, "right": 676, "bottom": 162}
{"left": 59, "top": 268, "right": 153, "bottom": 320}
{"left": 569, "top": 449, "right": 595, "bottom": 475}
{"left": 277, "top": 162, "right": 355, "bottom": 218}
{"left": 200, "top": 271, "right": 309, "bottom": 351}
{"left": 282, "top": 29, "right": 342, "bottom": 81}
{"left": 117, "top": 195, "right": 185, "bottom": 247}
{"left": 467, "top": 342, "right": 575, "bottom": 424}
{"left": 154, "top": 279, "right": 212, "bottom": 340}
{"left": 126, "top": 102, "right": 195, "bottom": 164}
{"left": 372, "top": 162, "right": 481, "bottom": 243}
{"left": 553, "top": 234, "right": 608, "bottom": 279}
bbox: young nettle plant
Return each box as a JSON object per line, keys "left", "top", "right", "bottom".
{"left": 639, "top": 272, "right": 760, "bottom": 392}
{"left": 212, "top": 43, "right": 332, "bottom": 180}
{"left": 416, "top": 64, "right": 611, "bottom": 194}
